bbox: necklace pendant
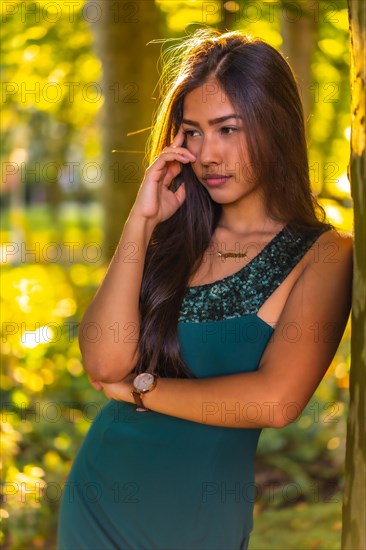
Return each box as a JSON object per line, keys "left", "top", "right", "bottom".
{"left": 217, "top": 251, "right": 248, "bottom": 259}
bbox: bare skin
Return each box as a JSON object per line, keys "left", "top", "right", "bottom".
{"left": 83, "top": 78, "right": 353, "bottom": 428}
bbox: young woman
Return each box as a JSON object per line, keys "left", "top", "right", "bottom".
{"left": 57, "top": 29, "right": 352, "bottom": 550}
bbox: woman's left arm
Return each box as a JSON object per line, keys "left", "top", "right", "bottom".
{"left": 100, "top": 231, "right": 353, "bottom": 429}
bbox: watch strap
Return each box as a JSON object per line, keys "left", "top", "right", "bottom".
{"left": 131, "top": 390, "right": 148, "bottom": 412}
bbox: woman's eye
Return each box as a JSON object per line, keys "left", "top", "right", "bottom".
{"left": 221, "top": 127, "right": 237, "bottom": 134}
{"left": 183, "top": 127, "right": 238, "bottom": 137}
{"left": 183, "top": 129, "right": 199, "bottom": 137}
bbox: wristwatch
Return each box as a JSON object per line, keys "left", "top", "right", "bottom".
{"left": 131, "top": 373, "right": 158, "bottom": 412}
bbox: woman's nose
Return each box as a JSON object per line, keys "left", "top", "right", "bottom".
{"left": 199, "top": 135, "right": 222, "bottom": 165}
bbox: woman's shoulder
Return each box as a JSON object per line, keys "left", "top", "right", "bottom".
{"left": 320, "top": 226, "right": 353, "bottom": 242}
{"left": 314, "top": 226, "right": 353, "bottom": 257}
{"left": 302, "top": 226, "right": 353, "bottom": 280}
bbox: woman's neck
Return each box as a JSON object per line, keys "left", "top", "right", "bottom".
{"left": 217, "top": 196, "right": 280, "bottom": 236}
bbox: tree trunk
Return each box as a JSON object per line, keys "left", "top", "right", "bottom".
{"left": 219, "top": 0, "right": 236, "bottom": 31}
{"left": 342, "top": 2, "right": 366, "bottom": 549}
{"left": 88, "top": 0, "right": 163, "bottom": 257}
{"left": 281, "top": 0, "right": 316, "bottom": 129}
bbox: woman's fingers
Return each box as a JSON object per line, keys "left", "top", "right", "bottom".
{"left": 151, "top": 149, "right": 195, "bottom": 168}
{"left": 150, "top": 126, "right": 195, "bottom": 170}
{"left": 131, "top": 126, "right": 193, "bottom": 223}
{"left": 87, "top": 375, "right": 103, "bottom": 390}
{"left": 174, "top": 181, "right": 186, "bottom": 206}
{"left": 170, "top": 124, "right": 187, "bottom": 147}
{"left": 147, "top": 151, "right": 194, "bottom": 190}
{"left": 161, "top": 162, "right": 183, "bottom": 186}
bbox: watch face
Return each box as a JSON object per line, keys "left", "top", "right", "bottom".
{"left": 134, "top": 373, "right": 154, "bottom": 391}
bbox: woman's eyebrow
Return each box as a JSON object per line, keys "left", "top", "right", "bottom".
{"left": 182, "top": 114, "right": 242, "bottom": 127}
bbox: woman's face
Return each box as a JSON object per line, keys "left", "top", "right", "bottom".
{"left": 182, "top": 77, "right": 261, "bottom": 205}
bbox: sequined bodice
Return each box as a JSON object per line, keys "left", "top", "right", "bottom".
{"left": 178, "top": 224, "right": 330, "bottom": 323}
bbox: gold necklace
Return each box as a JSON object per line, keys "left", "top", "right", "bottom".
{"left": 212, "top": 235, "right": 249, "bottom": 259}
{"left": 217, "top": 251, "right": 248, "bottom": 259}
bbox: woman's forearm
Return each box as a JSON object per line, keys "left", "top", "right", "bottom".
{"left": 124, "top": 370, "right": 285, "bottom": 429}
{"left": 79, "top": 212, "right": 156, "bottom": 382}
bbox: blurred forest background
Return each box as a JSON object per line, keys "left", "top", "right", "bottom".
{"left": 1, "top": 1, "right": 356, "bottom": 548}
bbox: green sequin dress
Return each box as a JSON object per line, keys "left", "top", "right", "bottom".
{"left": 57, "top": 224, "right": 329, "bottom": 550}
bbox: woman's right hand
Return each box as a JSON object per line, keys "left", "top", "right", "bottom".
{"left": 130, "top": 125, "right": 196, "bottom": 224}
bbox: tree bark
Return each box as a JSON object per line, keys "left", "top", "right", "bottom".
{"left": 342, "top": 2, "right": 366, "bottom": 549}
{"left": 88, "top": 0, "right": 163, "bottom": 257}
{"left": 281, "top": 0, "right": 316, "bottom": 130}
{"left": 219, "top": 0, "right": 236, "bottom": 31}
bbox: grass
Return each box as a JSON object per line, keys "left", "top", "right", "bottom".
{"left": 249, "top": 496, "right": 342, "bottom": 549}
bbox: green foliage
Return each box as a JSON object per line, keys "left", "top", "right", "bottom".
{"left": 1, "top": 0, "right": 102, "bottom": 200}
{"left": 309, "top": 4, "right": 352, "bottom": 207}
{"left": 1, "top": 206, "right": 107, "bottom": 549}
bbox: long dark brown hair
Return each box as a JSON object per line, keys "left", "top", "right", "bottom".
{"left": 133, "top": 28, "right": 331, "bottom": 379}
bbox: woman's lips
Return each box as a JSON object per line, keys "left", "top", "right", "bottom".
{"left": 203, "top": 175, "right": 231, "bottom": 187}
